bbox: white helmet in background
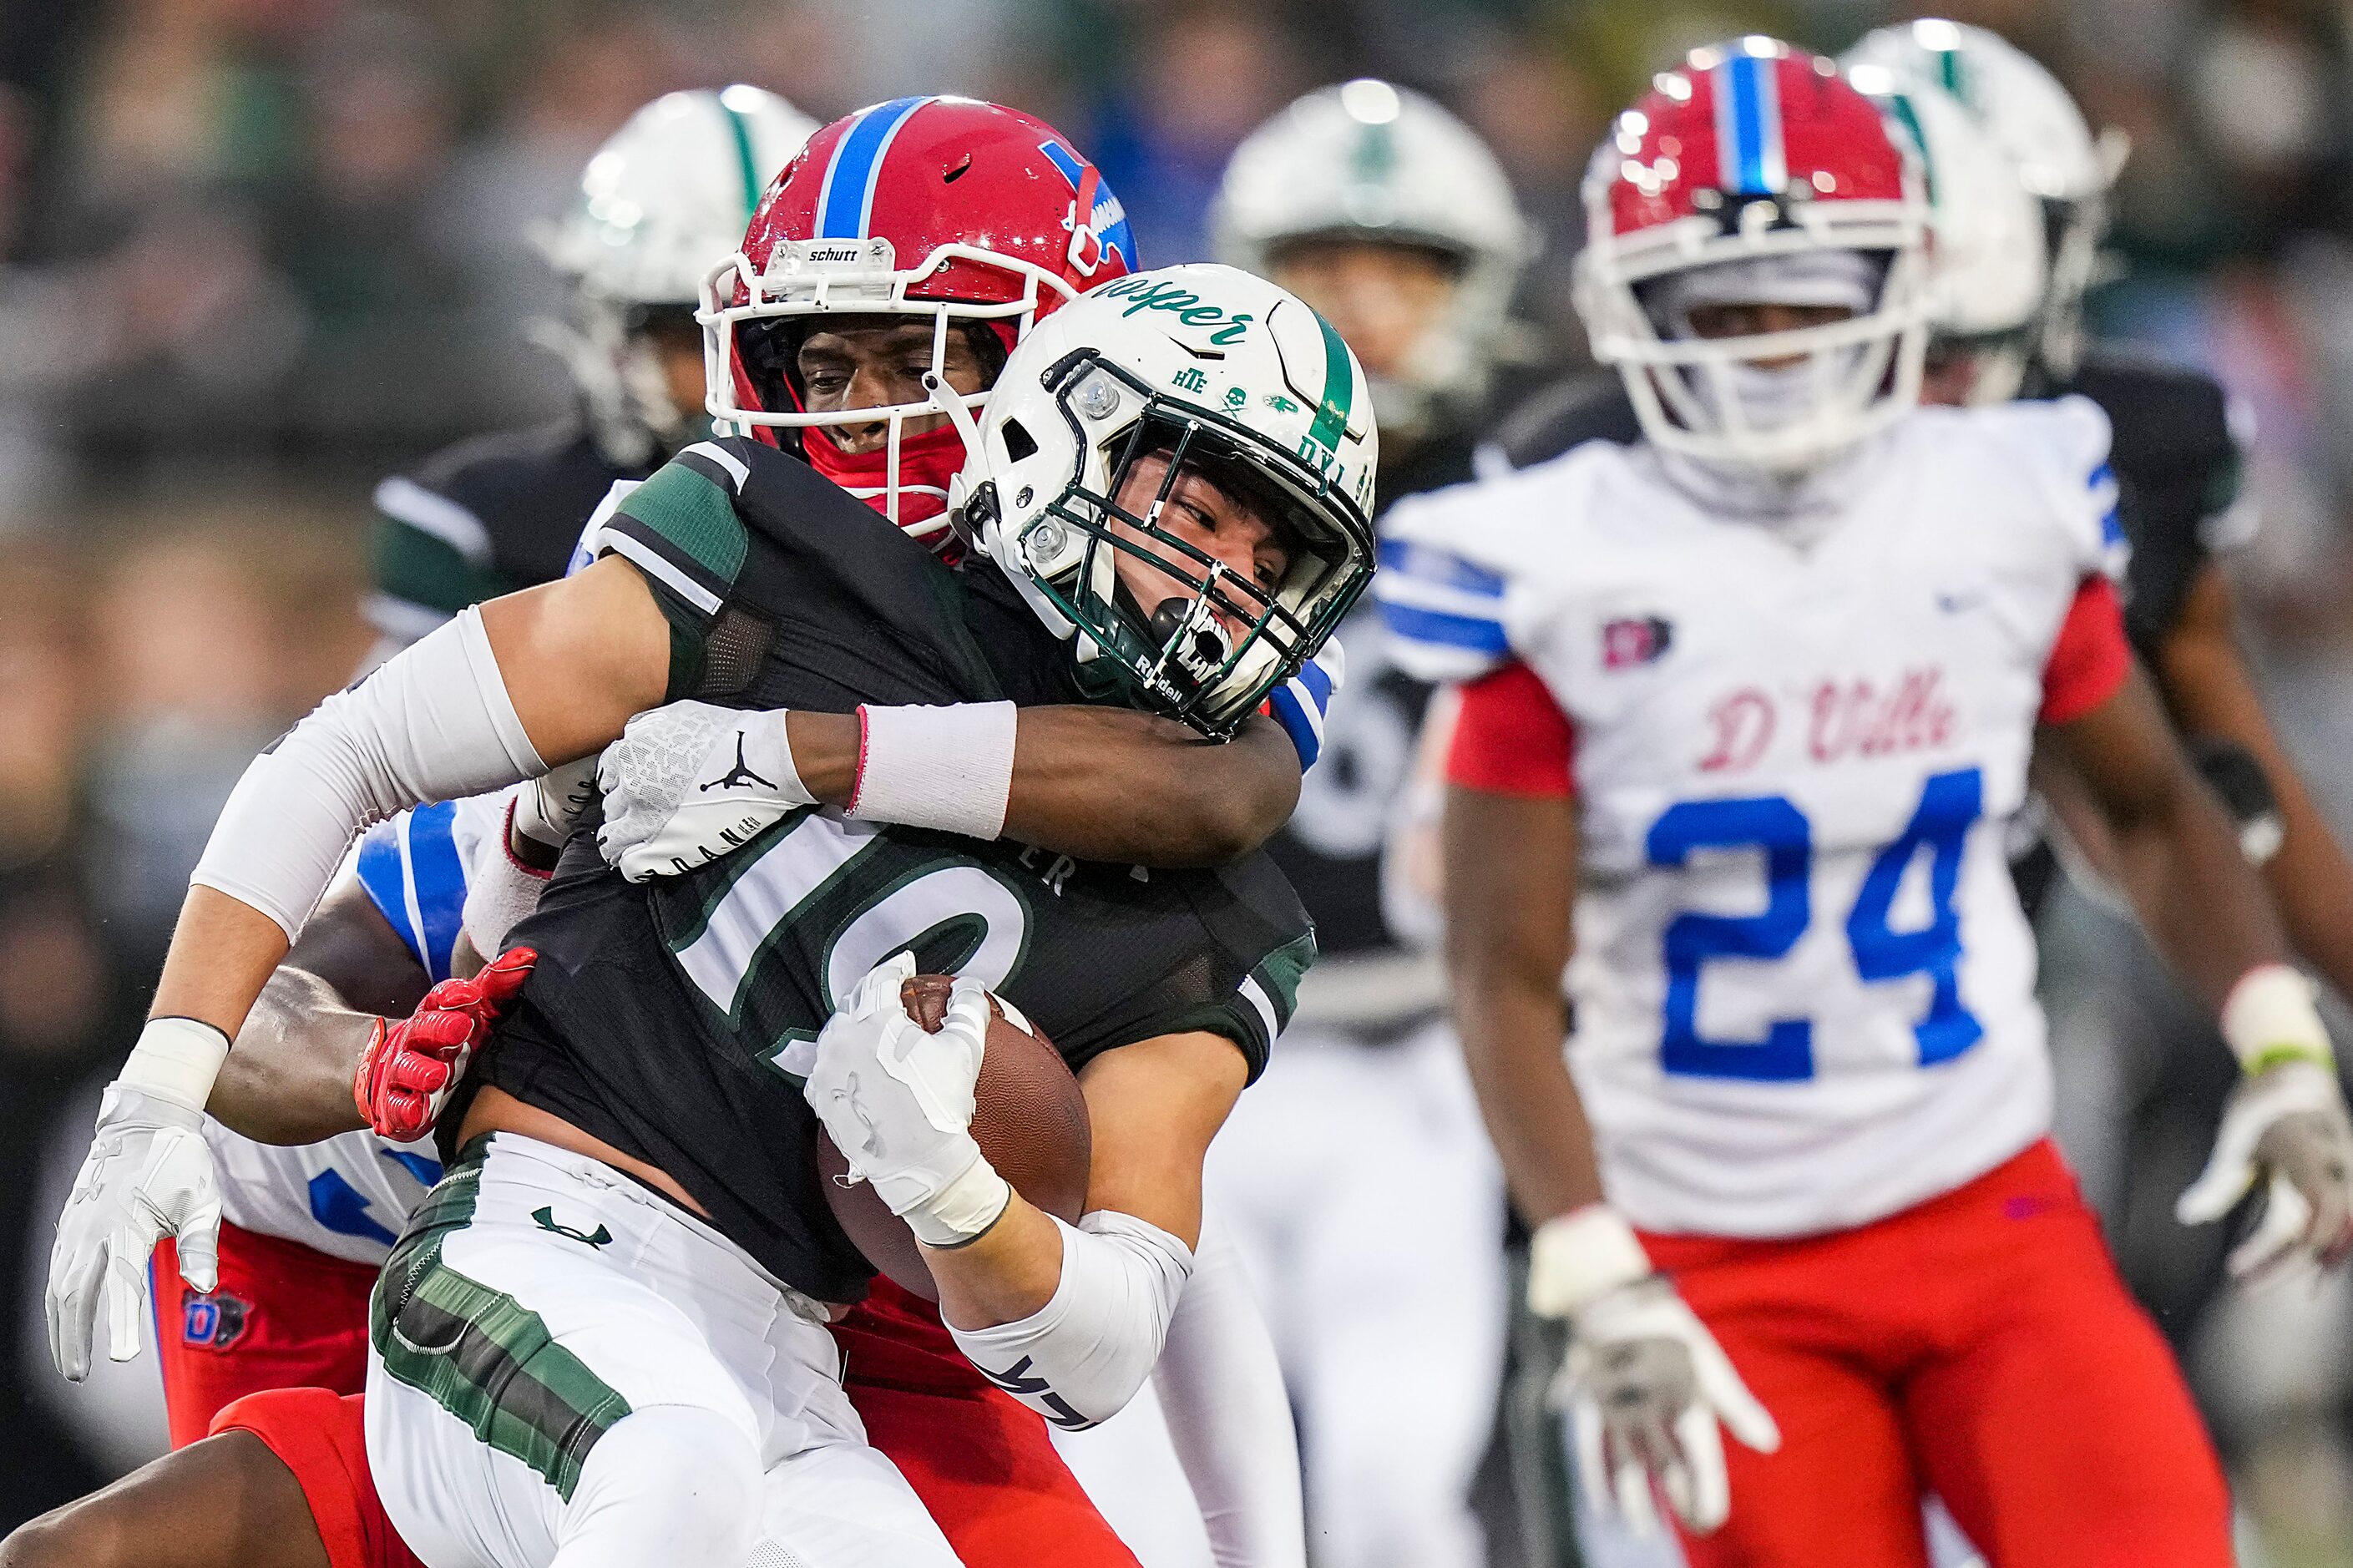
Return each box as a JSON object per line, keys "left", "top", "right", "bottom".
{"left": 950, "top": 265, "right": 1378, "bottom": 738}
{"left": 1211, "top": 79, "right": 1536, "bottom": 442}
{"left": 1844, "top": 20, "right": 2128, "bottom": 378}
{"left": 541, "top": 86, "right": 817, "bottom": 465}
{"left": 1846, "top": 63, "right": 2047, "bottom": 405}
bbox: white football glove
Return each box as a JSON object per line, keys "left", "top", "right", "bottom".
{"left": 48, "top": 1036, "right": 225, "bottom": 1382}
{"left": 2178, "top": 1058, "right": 2353, "bottom": 1281}
{"left": 597, "top": 701, "right": 813, "bottom": 882}
{"left": 510, "top": 751, "right": 602, "bottom": 854}
{"left": 802, "top": 953, "right": 1010, "bottom": 1247}
{"left": 1531, "top": 1206, "right": 1779, "bottom": 1536}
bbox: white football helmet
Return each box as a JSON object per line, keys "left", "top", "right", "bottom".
{"left": 1211, "top": 79, "right": 1536, "bottom": 441}
{"left": 948, "top": 265, "right": 1377, "bottom": 738}
{"left": 540, "top": 86, "right": 817, "bottom": 465}
{"left": 1844, "top": 20, "right": 2129, "bottom": 378}
{"left": 1845, "top": 63, "right": 2048, "bottom": 405}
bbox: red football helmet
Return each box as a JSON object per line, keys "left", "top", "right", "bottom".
{"left": 1573, "top": 38, "right": 1930, "bottom": 474}
{"left": 698, "top": 96, "right": 1137, "bottom": 544}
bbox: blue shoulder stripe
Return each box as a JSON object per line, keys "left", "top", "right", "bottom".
{"left": 1376, "top": 539, "right": 1505, "bottom": 598}
{"left": 1379, "top": 599, "right": 1509, "bottom": 655}
{"left": 356, "top": 801, "right": 468, "bottom": 982}
{"left": 356, "top": 822, "right": 420, "bottom": 969}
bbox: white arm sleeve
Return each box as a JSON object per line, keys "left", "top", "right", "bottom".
{"left": 1152, "top": 1218, "right": 1306, "bottom": 1568}
{"left": 191, "top": 608, "right": 544, "bottom": 941}
{"left": 948, "top": 1209, "right": 1194, "bottom": 1431}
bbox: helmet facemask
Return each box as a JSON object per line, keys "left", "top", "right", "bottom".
{"left": 999, "top": 359, "right": 1370, "bottom": 738}
{"left": 1581, "top": 218, "right": 1930, "bottom": 478}
{"left": 700, "top": 240, "right": 1077, "bottom": 543}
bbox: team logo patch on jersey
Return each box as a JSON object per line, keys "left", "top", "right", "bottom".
{"left": 182, "top": 1290, "right": 250, "bottom": 1352}
{"left": 1602, "top": 615, "right": 1673, "bottom": 669}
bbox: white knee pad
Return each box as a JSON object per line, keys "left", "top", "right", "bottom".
{"left": 554, "top": 1404, "right": 763, "bottom": 1568}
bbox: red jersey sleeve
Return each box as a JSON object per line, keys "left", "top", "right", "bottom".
{"left": 1446, "top": 660, "right": 1575, "bottom": 797}
{"left": 2039, "top": 576, "right": 2133, "bottom": 725}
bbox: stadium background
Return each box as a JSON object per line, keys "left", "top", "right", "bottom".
{"left": 3, "top": 0, "right": 2351, "bottom": 1561}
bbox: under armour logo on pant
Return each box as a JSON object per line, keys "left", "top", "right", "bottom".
{"left": 532, "top": 1206, "right": 614, "bottom": 1248}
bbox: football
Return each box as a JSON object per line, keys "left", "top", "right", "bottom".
{"left": 817, "top": 973, "right": 1092, "bottom": 1300}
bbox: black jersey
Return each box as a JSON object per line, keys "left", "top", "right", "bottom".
{"left": 368, "top": 418, "right": 650, "bottom": 645}
{"left": 1263, "top": 423, "right": 1475, "bottom": 994}
{"left": 1490, "top": 356, "right": 2249, "bottom": 660}
{"left": 466, "top": 438, "right": 1315, "bottom": 1302}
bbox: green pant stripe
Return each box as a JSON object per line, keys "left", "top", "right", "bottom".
{"left": 372, "top": 1143, "right": 632, "bottom": 1501}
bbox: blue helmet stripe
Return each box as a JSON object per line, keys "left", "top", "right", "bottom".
{"left": 817, "top": 96, "right": 931, "bottom": 240}
{"left": 1716, "top": 54, "right": 1786, "bottom": 195}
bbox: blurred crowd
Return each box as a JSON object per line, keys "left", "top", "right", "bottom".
{"left": 9, "top": 0, "right": 2353, "bottom": 1561}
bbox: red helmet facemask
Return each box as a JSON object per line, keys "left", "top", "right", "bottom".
{"left": 701, "top": 97, "right": 1137, "bottom": 550}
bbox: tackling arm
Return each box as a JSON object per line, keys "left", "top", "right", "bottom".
{"left": 787, "top": 706, "right": 1303, "bottom": 866}
{"left": 204, "top": 877, "right": 428, "bottom": 1146}
{"left": 2153, "top": 563, "right": 2353, "bottom": 998}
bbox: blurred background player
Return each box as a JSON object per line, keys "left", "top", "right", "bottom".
{"left": 1496, "top": 25, "right": 2353, "bottom": 1550}
{"left": 1478, "top": 72, "right": 2049, "bottom": 1568}
{"left": 1383, "top": 37, "right": 2353, "bottom": 1568}
{"left": 363, "top": 86, "right": 816, "bottom": 657}
{"left": 1202, "top": 76, "right": 1535, "bottom": 1568}
{"left": 1841, "top": 16, "right": 2353, "bottom": 1429}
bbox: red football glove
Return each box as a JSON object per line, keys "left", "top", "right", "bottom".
{"left": 353, "top": 948, "right": 536, "bottom": 1141}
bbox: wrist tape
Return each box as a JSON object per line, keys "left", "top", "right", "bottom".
{"left": 2222, "top": 963, "right": 2333, "bottom": 1073}
{"left": 848, "top": 702, "right": 1019, "bottom": 842}
{"left": 1527, "top": 1202, "right": 1652, "bottom": 1319}
{"left": 121, "top": 1018, "right": 233, "bottom": 1115}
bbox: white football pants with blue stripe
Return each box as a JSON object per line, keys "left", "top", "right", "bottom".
{"left": 366, "top": 1133, "right": 963, "bottom": 1568}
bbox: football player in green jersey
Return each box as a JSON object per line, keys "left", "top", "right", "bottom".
{"left": 53, "top": 249, "right": 1373, "bottom": 1566}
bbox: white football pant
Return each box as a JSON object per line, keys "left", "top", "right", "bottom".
{"left": 365, "top": 1133, "right": 961, "bottom": 1568}
{"left": 1207, "top": 1022, "right": 1506, "bottom": 1568}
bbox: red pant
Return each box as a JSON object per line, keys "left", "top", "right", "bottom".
{"left": 154, "top": 1224, "right": 378, "bottom": 1449}
{"left": 1642, "top": 1138, "right": 2231, "bottom": 1568}
{"left": 161, "top": 1227, "right": 1136, "bottom": 1568}
{"left": 212, "top": 1388, "right": 426, "bottom": 1568}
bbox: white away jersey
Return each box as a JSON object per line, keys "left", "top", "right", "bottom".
{"left": 205, "top": 792, "right": 507, "bottom": 1264}
{"left": 1379, "top": 400, "right": 2127, "bottom": 1238}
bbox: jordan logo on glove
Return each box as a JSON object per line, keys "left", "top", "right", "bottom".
{"left": 702, "top": 732, "right": 777, "bottom": 794}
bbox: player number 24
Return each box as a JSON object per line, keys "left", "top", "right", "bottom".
{"left": 1647, "top": 767, "right": 1985, "bottom": 1082}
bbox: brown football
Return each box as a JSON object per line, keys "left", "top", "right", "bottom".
{"left": 817, "top": 974, "right": 1092, "bottom": 1301}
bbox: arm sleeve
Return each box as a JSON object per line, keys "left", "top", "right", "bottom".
{"left": 947, "top": 1210, "right": 1196, "bottom": 1429}
{"left": 190, "top": 607, "right": 545, "bottom": 940}
{"left": 1151, "top": 1218, "right": 1307, "bottom": 1568}
{"left": 1445, "top": 660, "right": 1575, "bottom": 797}
{"left": 2040, "top": 577, "right": 2134, "bottom": 726}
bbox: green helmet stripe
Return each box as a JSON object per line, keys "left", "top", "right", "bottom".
{"left": 1886, "top": 93, "right": 1937, "bottom": 208}
{"left": 1307, "top": 310, "right": 1354, "bottom": 455}
{"left": 721, "top": 98, "right": 762, "bottom": 220}
{"left": 1936, "top": 45, "right": 1970, "bottom": 108}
